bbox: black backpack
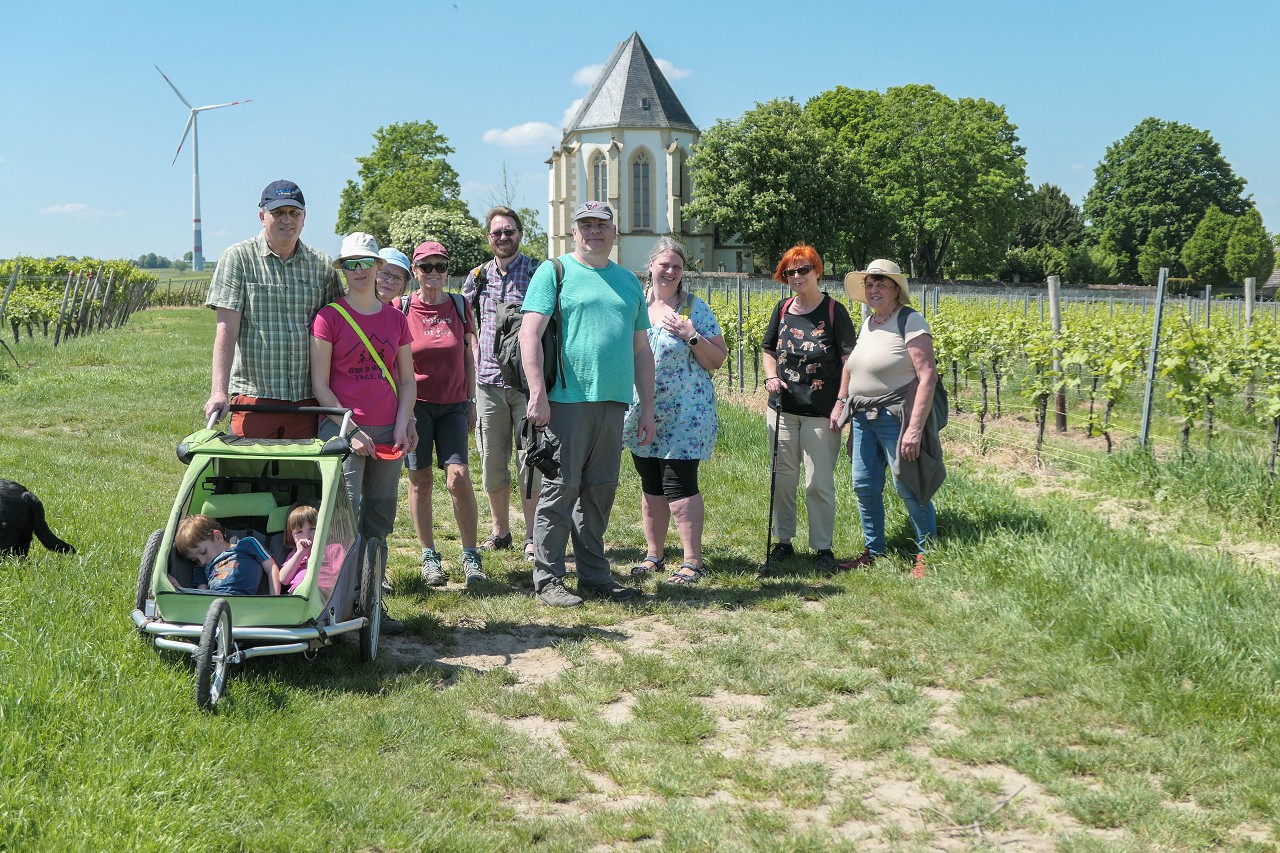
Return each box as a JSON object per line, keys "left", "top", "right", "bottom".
{"left": 493, "top": 258, "right": 566, "bottom": 395}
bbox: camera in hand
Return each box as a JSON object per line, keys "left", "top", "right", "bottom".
{"left": 525, "top": 430, "right": 560, "bottom": 479}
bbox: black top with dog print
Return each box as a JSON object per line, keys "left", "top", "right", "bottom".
{"left": 762, "top": 294, "right": 857, "bottom": 418}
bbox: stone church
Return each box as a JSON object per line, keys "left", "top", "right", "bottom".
{"left": 547, "top": 32, "right": 751, "bottom": 274}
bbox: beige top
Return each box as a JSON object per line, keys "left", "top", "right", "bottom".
{"left": 845, "top": 310, "right": 932, "bottom": 400}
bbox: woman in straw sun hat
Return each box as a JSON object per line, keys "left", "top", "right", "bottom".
{"left": 832, "top": 259, "right": 941, "bottom": 579}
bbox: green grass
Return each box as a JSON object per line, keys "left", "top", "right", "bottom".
{"left": 1, "top": 308, "right": 1278, "bottom": 850}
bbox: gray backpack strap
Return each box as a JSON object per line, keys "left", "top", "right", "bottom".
{"left": 896, "top": 305, "right": 915, "bottom": 339}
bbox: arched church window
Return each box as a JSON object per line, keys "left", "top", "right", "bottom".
{"left": 632, "top": 151, "right": 651, "bottom": 230}
{"left": 591, "top": 153, "right": 608, "bottom": 203}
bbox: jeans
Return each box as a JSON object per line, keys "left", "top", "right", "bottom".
{"left": 850, "top": 409, "right": 936, "bottom": 555}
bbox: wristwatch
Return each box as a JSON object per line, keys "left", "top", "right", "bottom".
{"left": 688, "top": 334, "right": 700, "bottom": 346}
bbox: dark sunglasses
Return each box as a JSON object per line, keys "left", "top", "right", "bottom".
{"left": 340, "top": 258, "right": 378, "bottom": 271}
{"left": 488, "top": 228, "right": 519, "bottom": 239}
{"left": 784, "top": 265, "right": 814, "bottom": 278}
{"left": 416, "top": 262, "right": 449, "bottom": 274}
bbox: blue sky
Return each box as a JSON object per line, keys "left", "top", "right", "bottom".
{"left": 1, "top": 0, "right": 1275, "bottom": 264}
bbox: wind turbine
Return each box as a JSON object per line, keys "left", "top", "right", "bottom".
{"left": 155, "top": 65, "right": 251, "bottom": 271}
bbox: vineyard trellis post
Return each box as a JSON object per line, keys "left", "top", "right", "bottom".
{"left": 736, "top": 275, "right": 745, "bottom": 394}
{"left": 1048, "top": 275, "right": 1066, "bottom": 432}
{"left": 1138, "top": 267, "right": 1170, "bottom": 449}
{"left": 1244, "top": 277, "right": 1257, "bottom": 414}
{"left": 97, "top": 272, "right": 116, "bottom": 332}
{"left": 1203, "top": 285, "right": 1212, "bottom": 328}
{"left": 53, "top": 271, "right": 75, "bottom": 347}
{"left": 0, "top": 262, "right": 19, "bottom": 327}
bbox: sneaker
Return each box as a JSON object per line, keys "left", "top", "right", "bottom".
{"left": 380, "top": 606, "right": 405, "bottom": 635}
{"left": 814, "top": 549, "right": 838, "bottom": 573}
{"left": 758, "top": 542, "right": 795, "bottom": 577}
{"left": 578, "top": 580, "right": 642, "bottom": 603}
{"left": 911, "top": 554, "right": 927, "bottom": 579}
{"left": 837, "top": 549, "right": 879, "bottom": 571}
{"left": 420, "top": 549, "right": 446, "bottom": 586}
{"left": 462, "top": 550, "right": 486, "bottom": 588}
{"left": 535, "top": 578, "right": 583, "bottom": 608}
{"left": 524, "top": 537, "right": 536, "bottom": 563}
{"left": 480, "top": 532, "right": 513, "bottom": 551}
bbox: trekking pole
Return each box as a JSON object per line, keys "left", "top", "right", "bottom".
{"left": 764, "top": 405, "right": 781, "bottom": 567}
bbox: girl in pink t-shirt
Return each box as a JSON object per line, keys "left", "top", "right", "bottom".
{"left": 311, "top": 233, "right": 416, "bottom": 541}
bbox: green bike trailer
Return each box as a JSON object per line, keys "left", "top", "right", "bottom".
{"left": 131, "top": 406, "right": 385, "bottom": 710}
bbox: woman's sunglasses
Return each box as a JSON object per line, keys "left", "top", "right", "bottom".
{"left": 340, "top": 258, "right": 378, "bottom": 271}
{"left": 415, "top": 262, "right": 449, "bottom": 274}
{"left": 784, "top": 265, "right": 814, "bottom": 278}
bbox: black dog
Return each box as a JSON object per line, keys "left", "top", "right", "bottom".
{"left": 0, "top": 480, "right": 76, "bottom": 557}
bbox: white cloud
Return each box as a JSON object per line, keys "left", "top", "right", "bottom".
{"left": 1070, "top": 163, "right": 1086, "bottom": 171}
{"left": 482, "top": 122, "right": 560, "bottom": 149}
{"left": 42, "top": 203, "right": 104, "bottom": 220}
{"left": 0, "top": 154, "right": 6, "bottom": 164}
{"left": 656, "top": 58, "right": 690, "bottom": 80}
{"left": 572, "top": 64, "right": 602, "bottom": 87}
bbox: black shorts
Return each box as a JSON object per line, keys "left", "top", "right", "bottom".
{"left": 631, "top": 454, "right": 700, "bottom": 501}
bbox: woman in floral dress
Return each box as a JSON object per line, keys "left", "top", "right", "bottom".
{"left": 622, "top": 238, "right": 726, "bottom": 584}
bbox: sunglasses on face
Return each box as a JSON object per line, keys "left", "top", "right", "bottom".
{"left": 416, "top": 262, "right": 448, "bottom": 274}
{"left": 376, "top": 270, "right": 405, "bottom": 283}
{"left": 340, "top": 258, "right": 378, "bottom": 271}
{"left": 488, "top": 228, "right": 519, "bottom": 239}
{"left": 784, "top": 265, "right": 814, "bottom": 278}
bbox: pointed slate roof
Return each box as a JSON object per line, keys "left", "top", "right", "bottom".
{"left": 565, "top": 32, "right": 697, "bottom": 134}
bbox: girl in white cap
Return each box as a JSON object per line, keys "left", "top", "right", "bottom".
{"left": 310, "top": 233, "right": 416, "bottom": 551}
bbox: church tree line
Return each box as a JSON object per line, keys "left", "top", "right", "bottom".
{"left": 684, "top": 86, "right": 1274, "bottom": 285}
{"left": 332, "top": 103, "right": 1272, "bottom": 288}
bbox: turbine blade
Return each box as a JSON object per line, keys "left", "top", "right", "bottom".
{"left": 171, "top": 112, "right": 195, "bottom": 166}
{"left": 194, "top": 99, "right": 253, "bottom": 112}
{"left": 154, "top": 64, "right": 193, "bottom": 109}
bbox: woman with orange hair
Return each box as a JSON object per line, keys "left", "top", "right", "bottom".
{"left": 759, "top": 244, "right": 857, "bottom": 575}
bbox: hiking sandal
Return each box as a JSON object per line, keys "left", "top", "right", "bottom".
{"left": 665, "top": 561, "right": 704, "bottom": 585}
{"left": 631, "top": 555, "right": 665, "bottom": 577}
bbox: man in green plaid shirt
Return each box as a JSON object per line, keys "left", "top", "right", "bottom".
{"left": 204, "top": 180, "right": 343, "bottom": 438}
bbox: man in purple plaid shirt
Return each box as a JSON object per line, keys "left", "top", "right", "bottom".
{"left": 462, "top": 207, "right": 542, "bottom": 562}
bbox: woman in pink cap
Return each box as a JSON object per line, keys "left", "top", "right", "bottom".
{"left": 403, "top": 241, "right": 483, "bottom": 589}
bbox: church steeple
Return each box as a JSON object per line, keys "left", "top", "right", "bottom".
{"left": 565, "top": 32, "right": 697, "bottom": 133}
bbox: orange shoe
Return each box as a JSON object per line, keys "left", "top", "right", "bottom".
{"left": 911, "top": 553, "right": 927, "bottom": 578}
{"left": 837, "top": 549, "right": 878, "bottom": 571}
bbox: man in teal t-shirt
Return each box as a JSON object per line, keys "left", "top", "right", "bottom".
{"left": 519, "top": 201, "right": 655, "bottom": 607}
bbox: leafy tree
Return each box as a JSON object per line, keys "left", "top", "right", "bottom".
{"left": 806, "top": 84, "right": 1030, "bottom": 280}
{"left": 1137, "top": 227, "right": 1180, "bottom": 285}
{"left": 1226, "top": 207, "right": 1275, "bottom": 284}
{"left": 134, "top": 253, "right": 171, "bottom": 269}
{"left": 517, "top": 208, "right": 548, "bottom": 261}
{"left": 388, "top": 205, "right": 488, "bottom": 275}
{"left": 685, "top": 98, "right": 859, "bottom": 270}
{"left": 1013, "top": 183, "right": 1084, "bottom": 249}
{"left": 1083, "top": 118, "right": 1248, "bottom": 281}
{"left": 337, "top": 121, "right": 466, "bottom": 246}
{"left": 1180, "top": 205, "right": 1235, "bottom": 286}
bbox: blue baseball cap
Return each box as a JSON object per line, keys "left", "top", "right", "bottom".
{"left": 259, "top": 180, "right": 305, "bottom": 211}
{"left": 378, "top": 247, "right": 411, "bottom": 276}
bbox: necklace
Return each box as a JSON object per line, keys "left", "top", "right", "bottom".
{"left": 870, "top": 305, "right": 899, "bottom": 326}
